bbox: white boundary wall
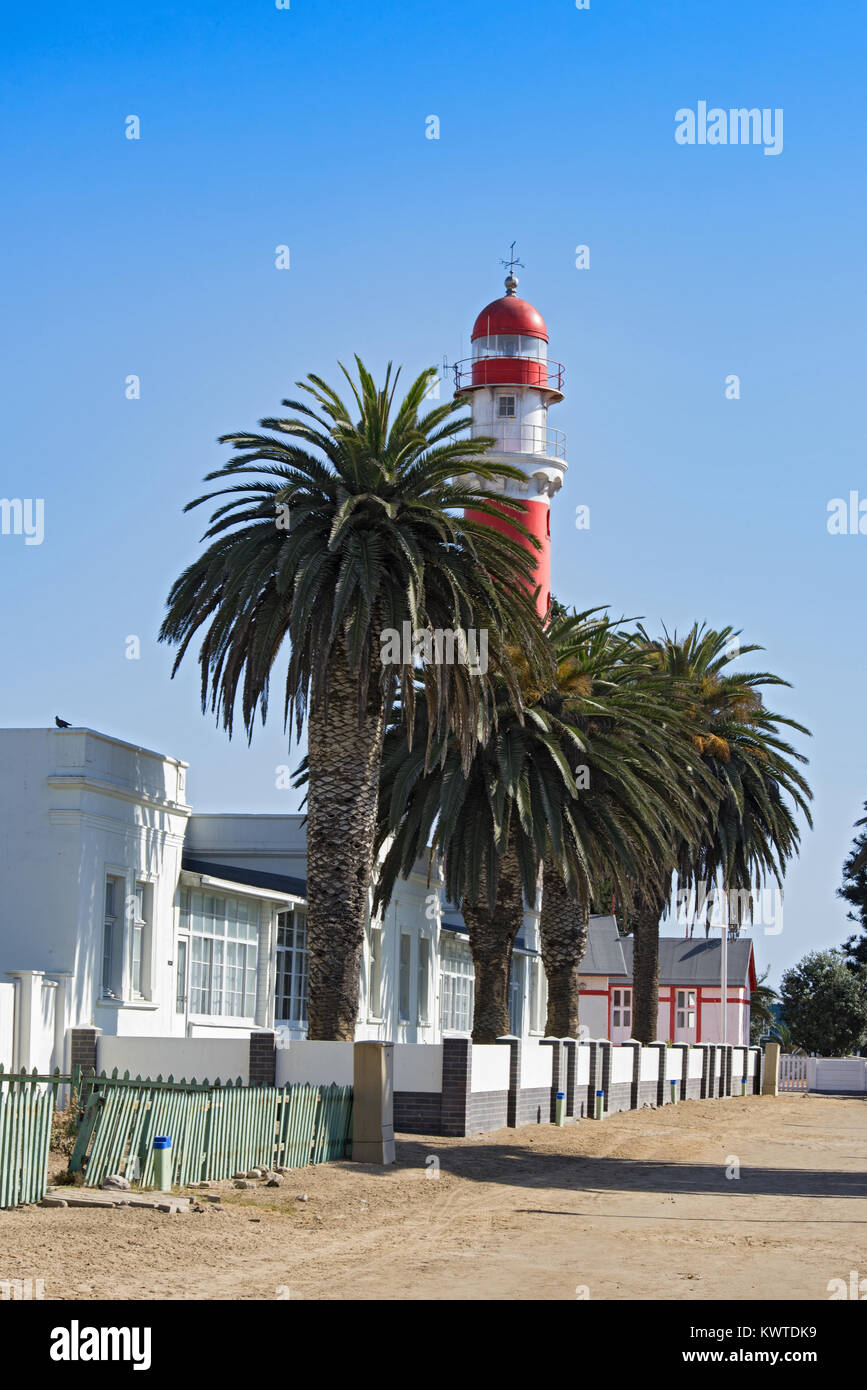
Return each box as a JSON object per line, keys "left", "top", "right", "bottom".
{"left": 808, "top": 1058, "right": 867, "bottom": 1093}
{"left": 394, "top": 1044, "right": 443, "bottom": 1093}
{"left": 276, "top": 1041, "right": 353, "bottom": 1086}
{"left": 521, "top": 1039, "right": 554, "bottom": 1088}
{"left": 639, "top": 1047, "right": 661, "bottom": 1081}
{"left": 611, "top": 1047, "right": 634, "bottom": 1083}
{"left": 470, "top": 1044, "right": 510, "bottom": 1093}
{"left": 98, "top": 1035, "right": 249, "bottom": 1084}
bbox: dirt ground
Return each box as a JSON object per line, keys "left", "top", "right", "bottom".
{"left": 2, "top": 1093, "right": 865, "bottom": 1300}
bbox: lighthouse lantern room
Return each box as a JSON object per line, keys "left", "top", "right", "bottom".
{"left": 453, "top": 260, "right": 567, "bottom": 617}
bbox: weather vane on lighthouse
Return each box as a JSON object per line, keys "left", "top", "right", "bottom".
{"left": 499, "top": 241, "right": 524, "bottom": 295}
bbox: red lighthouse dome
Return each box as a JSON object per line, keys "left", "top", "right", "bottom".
{"left": 471, "top": 293, "right": 548, "bottom": 343}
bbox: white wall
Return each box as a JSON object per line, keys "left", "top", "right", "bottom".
{"left": 98, "top": 1035, "right": 249, "bottom": 1084}
{"left": 611, "top": 1046, "right": 634, "bottom": 1083}
{"left": 470, "top": 1044, "right": 510, "bottom": 1093}
{"left": 394, "top": 1044, "right": 443, "bottom": 1093}
{"left": 521, "top": 1038, "right": 554, "bottom": 1088}
{"left": 809, "top": 1058, "right": 867, "bottom": 1093}
{"left": 276, "top": 1041, "right": 354, "bottom": 1086}
{"left": 639, "top": 1047, "right": 661, "bottom": 1081}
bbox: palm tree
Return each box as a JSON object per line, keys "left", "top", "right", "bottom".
{"left": 160, "top": 359, "right": 552, "bottom": 1039}
{"left": 375, "top": 675, "right": 589, "bottom": 1042}
{"left": 375, "top": 609, "right": 705, "bottom": 1042}
{"left": 626, "top": 624, "right": 813, "bottom": 1043}
{"left": 537, "top": 613, "right": 713, "bottom": 1038}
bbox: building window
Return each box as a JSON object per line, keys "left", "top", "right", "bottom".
{"left": 102, "top": 876, "right": 123, "bottom": 997}
{"left": 497, "top": 394, "right": 516, "bottom": 418}
{"left": 417, "top": 936, "right": 431, "bottom": 1025}
{"left": 441, "top": 936, "right": 474, "bottom": 1033}
{"left": 612, "top": 988, "right": 632, "bottom": 1030}
{"left": 175, "top": 939, "right": 188, "bottom": 1014}
{"left": 398, "top": 933, "right": 412, "bottom": 1023}
{"left": 528, "top": 958, "right": 546, "bottom": 1034}
{"left": 509, "top": 955, "right": 525, "bottom": 1035}
{"left": 676, "top": 989, "right": 696, "bottom": 1029}
{"left": 276, "top": 906, "right": 308, "bottom": 1026}
{"left": 184, "top": 890, "right": 259, "bottom": 1018}
{"left": 368, "top": 924, "right": 383, "bottom": 1018}
{"left": 131, "top": 882, "right": 152, "bottom": 998}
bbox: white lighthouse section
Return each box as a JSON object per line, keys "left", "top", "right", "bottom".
{"left": 467, "top": 333, "right": 566, "bottom": 505}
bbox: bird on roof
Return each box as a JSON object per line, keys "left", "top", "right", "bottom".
{"left": 55, "top": 716, "right": 71, "bottom": 728}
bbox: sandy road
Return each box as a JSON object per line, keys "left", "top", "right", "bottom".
{"left": 1, "top": 1094, "right": 865, "bottom": 1300}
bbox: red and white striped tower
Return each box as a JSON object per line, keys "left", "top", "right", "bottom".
{"left": 453, "top": 258, "right": 566, "bottom": 617}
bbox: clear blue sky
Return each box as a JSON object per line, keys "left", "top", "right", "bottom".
{"left": 2, "top": 0, "right": 864, "bottom": 985}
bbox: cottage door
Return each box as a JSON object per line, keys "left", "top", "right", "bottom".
{"left": 610, "top": 988, "right": 633, "bottom": 1042}
{"left": 674, "top": 989, "right": 697, "bottom": 1043}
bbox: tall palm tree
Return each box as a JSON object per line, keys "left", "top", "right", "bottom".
{"left": 160, "top": 359, "right": 552, "bottom": 1039}
{"left": 536, "top": 613, "right": 713, "bottom": 1038}
{"left": 626, "top": 624, "right": 812, "bottom": 1043}
{"left": 374, "top": 676, "right": 590, "bottom": 1042}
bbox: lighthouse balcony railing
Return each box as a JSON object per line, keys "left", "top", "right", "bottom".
{"left": 452, "top": 357, "right": 565, "bottom": 393}
{"left": 474, "top": 423, "right": 567, "bottom": 461}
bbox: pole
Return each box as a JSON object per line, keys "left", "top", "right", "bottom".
{"left": 721, "top": 917, "right": 728, "bottom": 1050}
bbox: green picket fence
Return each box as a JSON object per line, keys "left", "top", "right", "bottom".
{"left": 0, "top": 1083, "right": 55, "bottom": 1208}
{"left": 71, "top": 1075, "right": 353, "bottom": 1187}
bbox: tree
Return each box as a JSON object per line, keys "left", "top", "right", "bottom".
{"left": 374, "top": 673, "right": 588, "bottom": 1042}
{"left": 749, "top": 968, "right": 780, "bottom": 1045}
{"left": 160, "top": 359, "right": 551, "bottom": 1039}
{"left": 537, "top": 612, "right": 710, "bottom": 1038}
{"left": 837, "top": 805, "right": 867, "bottom": 969}
{"left": 779, "top": 950, "right": 867, "bottom": 1056}
{"left": 626, "top": 625, "right": 812, "bottom": 1043}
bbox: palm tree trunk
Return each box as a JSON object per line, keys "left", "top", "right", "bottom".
{"left": 462, "top": 838, "right": 525, "bottom": 1044}
{"left": 539, "top": 854, "right": 591, "bottom": 1038}
{"left": 632, "top": 884, "right": 666, "bottom": 1043}
{"left": 305, "top": 650, "right": 386, "bottom": 1040}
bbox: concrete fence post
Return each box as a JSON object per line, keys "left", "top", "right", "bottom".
{"left": 621, "top": 1040, "right": 641, "bottom": 1110}
{"left": 562, "top": 1039, "right": 577, "bottom": 1119}
{"left": 762, "top": 1041, "right": 781, "bottom": 1097}
{"left": 699, "top": 1044, "right": 712, "bottom": 1099}
{"left": 69, "top": 1027, "right": 101, "bottom": 1078}
{"left": 248, "top": 1030, "right": 276, "bottom": 1087}
{"left": 540, "top": 1038, "right": 564, "bottom": 1122}
{"left": 496, "top": 1036, "right": 521, "bottom": 1128}
{"left": 351, "top": 1041, "right": 395, "bottom": 1164}
{"left": 650, "top": 1042, "right": 668, "bottom": 1106}
{"left": 672, "top": 1042, "right": 690, "bottom": 1102}
{"left": 598, "top": 1040, "right": 612, "bottom": 1114}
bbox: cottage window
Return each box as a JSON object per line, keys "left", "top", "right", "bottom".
{"left": 275, "top": 906, "right": 308, "bottom": 1025}
{"left": 676, "top": 989, "right": 696, "bottom": 1029}
{"left": 440, "top": 936, "right": 474, "bottom": 1033}
{"left": 184, "top": 890, "right": 259, "bottom": 1018}
{"left": 612, "top": 988, "right": 632, "bottom": 1029}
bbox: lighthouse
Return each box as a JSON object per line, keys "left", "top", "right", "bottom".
{"left": 453, "top": 256, "right": 567, "bottom": 617}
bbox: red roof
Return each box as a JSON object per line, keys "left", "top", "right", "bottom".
{"left": 471, "top": 295, "right": 548, "bottom": 343}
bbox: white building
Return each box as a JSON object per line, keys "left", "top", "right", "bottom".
{"left": 0, "top": 725, "right": 548, "bottom": 1073}
{"left": 0, "top": 724, "right": 752, "bottom": 1076}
